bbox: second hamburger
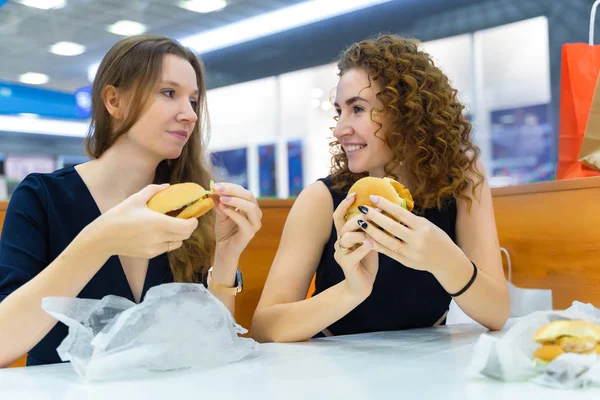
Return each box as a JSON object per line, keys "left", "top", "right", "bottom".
{"left": 345, "top": 176, "right": 414, "bottom": 221}
{"left": 533, "top": 320, "right": 600, "bottom": 363}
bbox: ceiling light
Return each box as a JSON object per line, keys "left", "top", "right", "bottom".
{"left": 19, "top": 72, "right": 49, "bottom": 85}
{"left": 87, "top": 62, "right": 100, "bottom": 83}
{"left": 50, "top": 41, "right": 86, "bottom": 56}
{"left": 18, "top": 113, "right": 40, "bottom": 119}
{"left": 16, "top": 0, "right": 66, "bottom": 9}
{"left": 311, "top": 88, "right": 324, "bottom": 98}
{"left": 320, "top": 100, "right": 332, "bottom": 111}
{"left": 178, "top": 0, "right": 227, "bottom": 13}
{"left": 0, "top": 115, "right": 88, "bottom": 137}
{"left": 180, "top": 0, "right": 391, "bottom": 54}
{"left": 107, "top": 20, "right": 147, "bottom": 36}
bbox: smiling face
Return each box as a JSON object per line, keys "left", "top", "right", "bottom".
{"left": 124, "top": 54, "right": 200, "bottom": 160}
{"left": 332, "top": 68, "right": 394, "bottom": 177}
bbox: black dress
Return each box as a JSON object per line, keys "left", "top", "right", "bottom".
{"left": 0, "top": 166, "right": 174, "bottom": 365}
{"left": 313, "top": 175, "right": 456, "bottom": 336}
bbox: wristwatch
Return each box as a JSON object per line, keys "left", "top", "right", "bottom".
{"left": 207, "top": 267, "right": 243, "bottom": 296}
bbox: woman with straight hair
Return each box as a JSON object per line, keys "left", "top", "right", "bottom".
{"left": 0, "top": 35, "right": 262, "bottom": 367}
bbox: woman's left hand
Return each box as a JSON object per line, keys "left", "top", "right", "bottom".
{"left": 356, "top": 195, "right": 465, "bottom": 274}
{"left": 212, "top": 182, "right": 262, "bottom": 258}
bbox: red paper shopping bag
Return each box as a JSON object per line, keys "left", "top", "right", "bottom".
{"left": 556, "top": 0, "right": 600, "bottom": 179}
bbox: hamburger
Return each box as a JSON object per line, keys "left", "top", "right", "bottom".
{"left": 533, "top": 320, "right": 600, "bottom": 363}
{"left": 147, "top": 182, "right": 215, "bottom": 219}
{"left": 345, "top": 176, "right": 414, "bottom": 221}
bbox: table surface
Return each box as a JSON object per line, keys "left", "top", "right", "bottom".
{"left": 1, "top": 323, "right": 598, "bottom": 400}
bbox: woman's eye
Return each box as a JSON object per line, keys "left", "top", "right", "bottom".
{"left": 353, "top": 106, "right": 364, "bottom": 113}
{"left": 335, "top": 108, "right": 341, "bottom": 116}
{"left": 190, "top": 99, "right": 198, "bottom": 109}
{"left": 162, "top": 89, "right": 175, "bottom": 98}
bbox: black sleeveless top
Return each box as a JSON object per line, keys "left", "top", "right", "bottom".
{"left": 0, "top": 167, "right": 174, "bottom": 366}
{"left": 313, "top": 175, "right": 456, "bottom": 336}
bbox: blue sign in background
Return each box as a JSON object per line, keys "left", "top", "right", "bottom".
{"left": 0, "top": 81, "right": 90, "bottom": 119}
{"left": 490, "top": 103, "right": 554, "bottom": 184}
{"left": 258, "top": 144, "right": 277, "bottom": 197}
{"left": 287, "top": 140, "right": 304, "bottom": 197}
{"left": 211, "top": 148, "right": 249, "bottom": 189}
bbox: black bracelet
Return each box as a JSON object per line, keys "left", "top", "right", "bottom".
{"left": 448, "top": 261, "right": 478, "bottom": 297}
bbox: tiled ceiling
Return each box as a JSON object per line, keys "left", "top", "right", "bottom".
{"left": 0, "top": 0, "right": 307, "bottom": 92}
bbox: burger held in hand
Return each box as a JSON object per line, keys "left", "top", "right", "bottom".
{"left": 147, "top": 182, "right": 215, "bottom": 219}
{"left": 533, "top": 320, "right": 600, "bottom": 363}
{"left": 345, "top": 176, "right": 414, "bottom": 221}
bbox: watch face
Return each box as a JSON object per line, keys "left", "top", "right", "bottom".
{"left": 236, "top": 269, "right": 243, "bottom": 293}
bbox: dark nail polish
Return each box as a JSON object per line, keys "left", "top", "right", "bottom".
{"left": 358, "top": 205, "right": 368, "bottom": 214}
{"left": 357, "top": 220, "right": 368, "bottom": 229}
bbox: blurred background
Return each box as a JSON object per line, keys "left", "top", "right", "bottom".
{"left": 0, "top": 0, "right": 596, "bottom": 200}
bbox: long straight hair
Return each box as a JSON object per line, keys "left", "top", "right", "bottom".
{"left": 86, "top": 35, "right": 215, "bottom": 282}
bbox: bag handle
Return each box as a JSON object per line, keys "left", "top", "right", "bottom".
{"left": 590, "top": 0, "right": 600, "bottom": 45}
{"left": 500, "top": 247, "right": 512, "bottom": 283}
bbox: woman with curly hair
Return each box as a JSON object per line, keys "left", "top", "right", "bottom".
{"left": 252, "top": 35, "right": 509, "bottom": 342}
{"left": 0, "top": 35, "right": 262, "bottom": 366}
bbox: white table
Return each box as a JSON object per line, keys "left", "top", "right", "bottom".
{"left": 0, "top": 323, "right": 598, "bottom": 400}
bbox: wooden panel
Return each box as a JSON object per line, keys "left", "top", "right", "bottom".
{"left": 0, "top": 201, "right": 6, "bottom": 236}
{"left": 9, "top": 355, "right": 26, "bottom": 368}
{"left": 492, "top": 177, "right": 600, "bottom": 309}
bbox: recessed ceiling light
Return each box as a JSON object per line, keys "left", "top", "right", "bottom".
{"left": 107, "top": 20, "right": 147, "bottom": 36}
{"left": 49, "top": 41, "right": 86, "bottom": 56}
{"left": 16, "top": 0, "right": 66, "bottom": 9}
{"left": 320, "top": 100, "right": 332, "bottom": 111}
{"left": 87, "top": 62, "right": 100, "bottom": 83}
{"left": 178, "top": 0, "right": 227, "bottom": 13}
{"left": 18, "top": 113, "right": 40, "bottom": 119}
{"left": 311, "top": 88, "right": 324, "bottom": 98}
{"left": 19, "top": 72, "right": 49, "bottom": 85}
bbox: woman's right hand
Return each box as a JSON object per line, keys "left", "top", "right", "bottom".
{"left": 93, "top": 184, "right": 199, "bottom": 258}
{"left": 332, "top": 192, "right": 378, "bottom": 300}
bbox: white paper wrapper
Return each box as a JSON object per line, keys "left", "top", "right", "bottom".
{"left": 42, "top": 283, "right": 258, "bottom": 381}
{"left": 466, "top": 302, "right": 600, "bottom": 389}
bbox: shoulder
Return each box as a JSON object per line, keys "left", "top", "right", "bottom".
{"left": 283, "top": 180, "right": 334, "bottom": 239}
{"left": 291, "top": 180, "right": 334, "bottom": 214}
{"left": 7, "top": 166, "right": 80, "bottom": 215}
{"left": 456, "top": 154, "right": 486, "bottom": 204}
{"left": 455, "top": 155, "right": 492, "bottom": 222}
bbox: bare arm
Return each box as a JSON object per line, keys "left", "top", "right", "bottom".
{"left": 251, "top": 182, "right": 368, "bottom": 343}
{"left": 433, "top": 159, "right": 510, "bottom": 330}
{"left": 0, "top": 224, "right": 110, "bottom": 367}
{"left": 0, "top": 184, "right": 198, "bottom": 367}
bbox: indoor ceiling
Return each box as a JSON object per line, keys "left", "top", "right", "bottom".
{"left": 0, "top": 0, "right": 308, "bottom": 92}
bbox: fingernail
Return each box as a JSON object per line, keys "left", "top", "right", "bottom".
{"left": 363, "top": 240, "right": 373, "bottom": 247}
{"left": 220, "top": 195, "right": 231, "bottom": 202}
{"left": 358, "top": 205, "right": 368, "bottom": 215}
{"left": 357, "top": 220, "right": 368, "bottom": 229}
{"left": 213, "top": 184, "right": 224, "bottom": 192}
{"left": 346, "top": 192, "right": 355, "bottom": 200}
{"left": 369, "top": 195, "right": 379, "bottom": 204}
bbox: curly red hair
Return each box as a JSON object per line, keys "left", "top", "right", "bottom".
{"left": 330, "top": 35, "right": 482, "bottom": 211}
